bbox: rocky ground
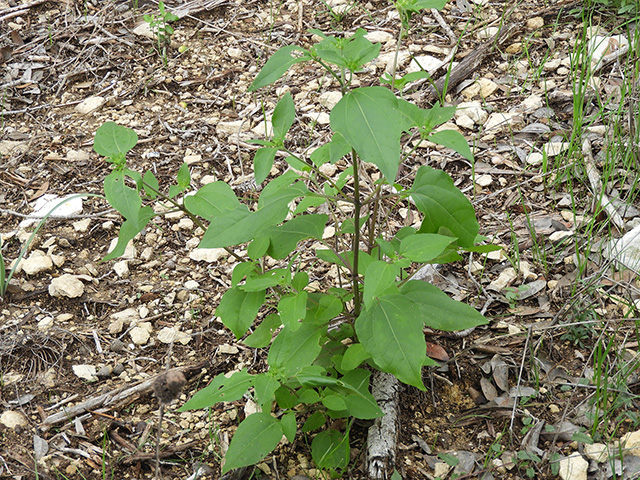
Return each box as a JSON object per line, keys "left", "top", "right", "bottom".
{"left": 1, "top": 0, "right": 640, "bottom": 479}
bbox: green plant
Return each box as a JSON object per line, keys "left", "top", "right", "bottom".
{"left": 319, "top": 0, "right": 357, "bottom": 24}
{"left": 143, "top": 1, "right": 179, "bottom": 65}
{"left": 96, "top": 2, "right": 495, "bottom": 474}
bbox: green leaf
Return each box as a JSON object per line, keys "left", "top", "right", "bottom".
{"left": 381, "top": 70, "right": 430, "bottom": 89}
{"left": 176, "top": 162, "right": 190, "bottom": 187}
{"left": 249, "top": 45, "right": 312, "bottom": 91}
{"left": 222, "top": 413, "right": 283, "bottom": 474}
{"left": 244, "top": 313, "right": 281, "bottom": 348}
{"left": 429, "top": 130, "right": 473, "bottom": 162}
{"left": 571, "top": 431, "right": 594, "bottom": 444}
{"left": 201, "top": 175, "right": 308, "bottom": 248}
{"left": 247, "top": 236, "right": 270, "bottom": 260}
{"left": 232, "top": 261, "right": 258, "bottom": 286}
{"left": 281, "top": 412, "right": 297, "bottom": 443}
{"left": 311, "top": 429, "right": 350, "bottom": 470}
{"left": 339, "top": 369, "right": 382, "bottom": 419}
{"left": 94, "top": 122, "right": 138, "bottom": 158}
{"left": 142, "top": 170, "right": 159, "bottom": 199}
{"left": 355, "top": 295, "right": 426, "bottom": 389}
{"left": 242, "top": 269, "right": 288, "bottom": 292}
{"left": 310, "top": 132, "right": 351, "bottom": 166}
{"left": 268, "top": 323, "right": 325, "bottom": 376}
{"left": 272, "top": 92, "right": 295, "bottom": 141}
{"left": 184, "top": 182, "right": 242, "bottom": 220}
{"left": 410, "top": 166, "right": 479, "bottom": 248}
{"left": 302, "top": 411, "right": 326, "bottom": 432}
{"left": 266, "top": 214, "right": 329, "bottom": 259}
{"left": 253, "top": 373, "right": 280, "bottom": 410}
{"left": 292, "top": 271, "right": 309, "bottom": 291}
{"left": 254, "top": 147, "right": 277, "bottom": 184}
{"left": 275, "top": 385, "right": 298, "bottom": 408}
{"left": 399, "top": 233, "right": 456, "bottom": 262}
{"left": 341, "top": 343, "right": 370, "bottom": 371}
{"left": 312, "top": 28, "right": 381, "bottom": 71}
{"left": 180, "top": 369, "right": 253, "bottom": 410}
{"left": 331, "top": 87, "right": 404, "bottom": 183}
{"left": 103, "top": 171, "right": 143, "bottom": 222}
{"left": 322, "top": 394, "right": 347, "bottom": 411}
{"left": 306, "top": 292, "right": 344, "bottom": 324}
{"left": 400, "top": 281, "right": 487, "bottom": 331}
{"left": 102, "top": 210, "right": 154, "bottom": 261}
{"left": 278, "top": 291, "right": 308, "bottom": 331}
{"left": 396, "top": 0, "right": 448, "bottom": 12}
{"left": 216, "top": 286, "right": 266, "bottom": 339}
{"left": 363, "top": 261, "right": 399, "bottom": 309}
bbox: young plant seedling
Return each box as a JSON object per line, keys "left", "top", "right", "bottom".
{"left": 96, "top": 2, "right": 498, "bottom": 475}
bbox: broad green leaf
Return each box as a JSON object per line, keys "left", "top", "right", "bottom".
{"left": 312, "top": 28, "right": 380, "bottom": 71}
{"left": 176, "top": 162, "right": 190, "bottom": 187}
{"left": 322, "top": 394, "right": 347, "bottom": 411}
{"left": 410, "top": 166, "right": 478, "bottom": 248}
{"left": 400, "top": 280, "right": 487, "bottom": 331}
{"left": 396, "top": 0, "right": 448, "bottom": 12}
{"left": 281, "top": 411, "right": 297, "bottom": 443}
{"left": 244, "top": 313, "right": 281, "bottom": 348}
{"left": 298, "top": 387, "right": 321, "bottom": 404}
{"left": 292, "top": 271, "right": 309, "bottom": 291}
{"left": 306, "top": 292, "right": 343, "bottom": 324}
{"left": 180, "top": 369, "right": 253, "bottom": 410}
{"left": 278, "top": 291, "right": 308, "bottom": 330}
{"left": 268, "top": 323, "right": 324, "bottom": 376}
{"left": 258, "top": 170, "right": 308, "bottom": 208}
{"left": 272, "top": 92, "right": 295, "bottom": 141}
{"left": 293, "top": 194, "right": 327, "bottom": 215}
{"left": 285, "top": 154, "right": 310, "bottom": 171}
{"left": 104, "top": 171, "right": 143, "bottom": 223}
{"left": 247, "top": 236, "right": 270, "bottom": 260}
{"left": 331, "top": 87, "right": 404, "bottom": 183}
{"left": 311, "top": 429, "right": 350, "bottom": 470}
{"left": 249, "top": 45, "right": 312, "bottom": 91}
{"left": 142, "top": 170, "right": 159, "bottom": 199}
{"left": 302, "top": 411, "right": 326, "bottom": 432}
{"left": 200, "top": 179, "right": 308, "bottom": 248}
{"left": 381, "top": 70, "right": 430, "bottom": 89}
{"left": 254, "top": 147, "right": 277, "bottom": 184}
{"left": 94, "top": 122, "right": 138, "bottom": 158}
{"left": 275, "top": 385, "right": 298, "bottom": 408}
{"left": 399, "top": 233, "right": 456, "bottom": 262}
{"left": 232, "top": 261, "right": 257, "bottom": 286}
{"left": 102, "top": 209, "right": 154, "bottom": 261}
{"left": 266, "top": 214, "right": 329, "bottom": 259}
{"left": 310, "top": 132, "right": 351, "bottom": 166}
{"left": 429, "top": 130, "right": 473, "bottom": 162}
{"left": 216, "top": 286, "right": 266, "bottom": 339}
{"left": 242, "top": 269, "right": 288, "bottom": 292}
{"left": 222, "top": 413, "right": 283, "bottom": 474}
{"left": 253, "top": 373, "right": 280, "bottom": 410}
{"left": 184, "top": 182, "right": 242, "bottom": 220}
{"left": 396, "top": 100, "right": 455, "bottom": 134}
{"left": 341, "top": 343, "right": 370, "bottom": 371}
{"left": 340, "top": 368, "right": 383, "bottom": 419}
{"left": 363, "top": 261, "right": 399, "bottom": 309}
{"left": 355, "top": 295, "right": 426, "bottom": 389}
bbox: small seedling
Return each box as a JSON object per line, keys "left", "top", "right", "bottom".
{"left": 144, "top": 1, "right": 179, "bottom": 65}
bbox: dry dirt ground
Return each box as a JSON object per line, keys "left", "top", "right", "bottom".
{"left": 1, "top": 0, "right": 640, "bottom": 479}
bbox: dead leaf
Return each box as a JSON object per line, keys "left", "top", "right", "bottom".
{"left": 426, "top": 341, "right": 449, "bottom": 362}
{"left": 480, "top": 377, "right": 498, "bottom": 401}
{"left": 29, "top": 180, "right": 49, "bottom": 201}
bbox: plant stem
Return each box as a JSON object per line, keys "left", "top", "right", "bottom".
{"left": 351, "top": 148, "right": 362, "bottom": 317}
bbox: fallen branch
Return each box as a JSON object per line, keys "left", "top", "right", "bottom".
{"left": 367, "top": 371, "right": 401, "bottom": 479}
{"left": 41, "top": 363, "right": 207, "bottom": 427}
{"left": 421, "top": 21, "right": 524, "bottom": 104}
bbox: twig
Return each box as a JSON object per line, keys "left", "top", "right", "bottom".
{"left": 431, "top": 8, "right": 457, "bottom": 46}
